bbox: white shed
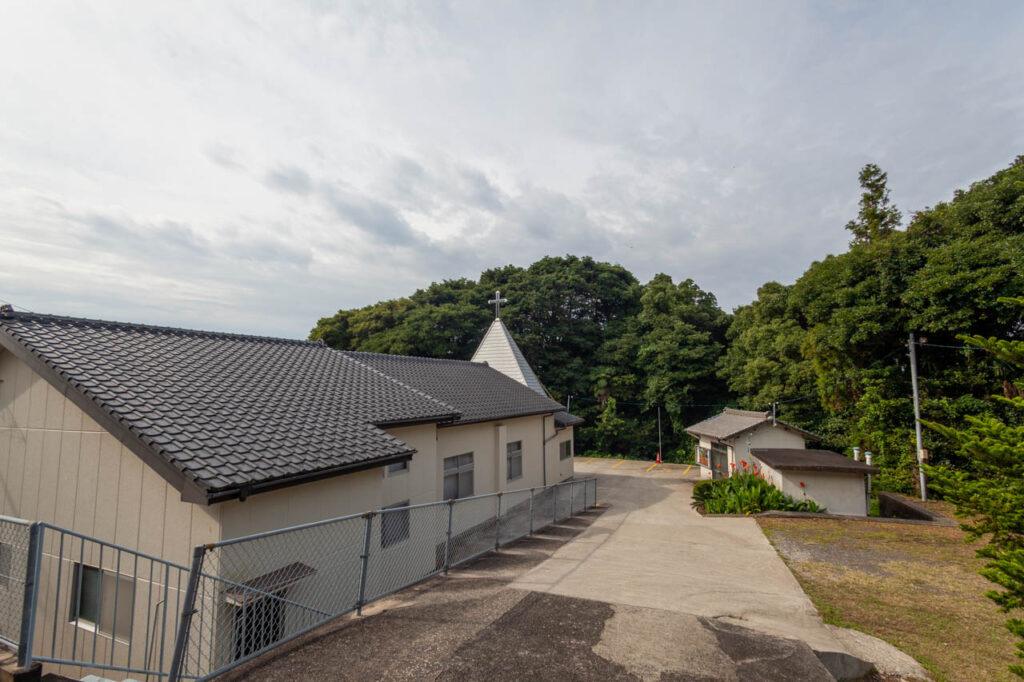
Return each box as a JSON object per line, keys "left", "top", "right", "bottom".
{"left": 750, "top": 448, "right": 880, "bottom": 516}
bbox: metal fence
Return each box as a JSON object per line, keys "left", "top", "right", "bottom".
{"left": 172, "top": 477, "right": 596, "bottom": 680}
{"left": 21, "top": 523, "right": 194, "bottom": 680}
{"left": 8, "top": 477, "right": 596, "bottom": 681}
{"left": 0, "top": 515, "right": 32, "bottom": 650}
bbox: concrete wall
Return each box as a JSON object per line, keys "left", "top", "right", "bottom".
{"left": 755, "top": 459, "right": 868, "bottom": 516}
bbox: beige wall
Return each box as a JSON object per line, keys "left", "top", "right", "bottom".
{"left": 436, "top": 414, "right": 565, "bottom": 497}
{"left": 0, "top": 350, "right": 221, "bottom": 563}
{"left": 218, "top": 424, "right": 439, "bottom": 541}
{"left": 755, "top": 460, "right": 868, "bottom": 516}
{"left": 0, "top": 349, "right": 220, "bottom": 678}
{"left": 547, "top": 420, "right": 574, "bottom": 485}
{"left": 733, "top": 426, "right": 806, "bottom": 470}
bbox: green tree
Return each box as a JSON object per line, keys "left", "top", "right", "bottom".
{"left": 846, "top": 163, "right": 902, "bottom": 245}
{"left": 924, "top": 296, "right": 1024, "bottom": 678}
{"left": 636, "top": 274, "right": 730, "bottom": 454}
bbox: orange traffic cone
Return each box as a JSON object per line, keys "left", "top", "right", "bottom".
{"left": 656, "top": 451, "right": 662, "bottom": 464}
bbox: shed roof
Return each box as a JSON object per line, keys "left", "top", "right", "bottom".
{"left": 0, "top": 311, "right": 563, "bottom": 503}
{"left": 750, "top": 449, "right": 880, "bottom": 474}
{"left": 685, "top": 407, "right": 820, "bottom": 442}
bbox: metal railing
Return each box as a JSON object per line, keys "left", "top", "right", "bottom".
{"left": 171, "top": 477, "right": 596, "bottom": 680}
{"left": 0, "top": 515, "right": 32, "bottom": 650}
{"left": 9, "top": 477, "right": 597, "bottom": 681}
{"left": 19, "top": 522, "right": 194, "bottom": 680}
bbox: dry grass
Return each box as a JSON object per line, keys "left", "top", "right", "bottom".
{"left": 758, "top": 517, "right": 1019, "bottom": 682}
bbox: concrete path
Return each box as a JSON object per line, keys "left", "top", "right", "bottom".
{"left": 513, "top": 459, "right": 867, "bottom": 673}
{"left": 229, "top": 459, "right": 920, "bottom": 680}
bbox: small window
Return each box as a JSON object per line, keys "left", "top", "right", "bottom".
{"left": 69, "top": 564, "right": 135, "bottom": 640}
{"left": 386, "top": 459, "right": 409, "bottom": 476}
{"left": 506, "top": 441, "right": 523, "bottom": 481}
{"left": 559, "top": 440, "right": 572, "bottom": 460}
{"left": 443, "top": 453, "right": 474, "bottom": 499}
{"left": 381, "top": 501, "right": 411, "bottom": 548}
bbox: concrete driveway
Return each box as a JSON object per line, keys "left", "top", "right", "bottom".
{"left": 226, "top": 459, "right": 917, "bottom": 681}
{"left": 514, "top": 458, "right": 844, "bottom": 653}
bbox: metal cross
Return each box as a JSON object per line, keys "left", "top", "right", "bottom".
{"left": 488, "top": 290, "right": 508, "bottom": 319}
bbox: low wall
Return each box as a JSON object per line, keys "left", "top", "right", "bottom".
{"left": 876, "top": 492, "right": 946, "bottom": 523}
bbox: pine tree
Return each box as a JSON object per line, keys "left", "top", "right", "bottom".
{"left": 924, "top": 296, "right": 1024, "bottom": 677}
{"left": 845, "top": 163, "right": 902, "bottom": 245}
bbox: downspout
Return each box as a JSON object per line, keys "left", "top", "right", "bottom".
{"left": 542, "top": 416, "right": 548, "bottom": 486}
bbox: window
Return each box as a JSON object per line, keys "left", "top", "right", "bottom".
{"left": 381, "top": 501, "right": 411, "bottom": 548}
{"left": 0, "top": 543, "right": 11, "bottom": 589}
{"left": 443, "top": 453, "right": 474, "bottom": 499}
{"left": 559, "top": 440, "right": 572, "bottom": 461}
{"left": 386, "top": 459, "right": 409, "bottom": 476}
{"left": 69, "top": 564, "right": 135, "bottom": 640}
{"left": 506, "top": 441, "right": 523, "bottom": 481}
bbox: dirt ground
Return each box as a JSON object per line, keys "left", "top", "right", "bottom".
{"left": 758, "top": 516, "right": 1019, "bottom": 682}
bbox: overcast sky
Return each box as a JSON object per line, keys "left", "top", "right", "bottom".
{"left": 2, "top": 2, "right": 1022, "bottom": 338}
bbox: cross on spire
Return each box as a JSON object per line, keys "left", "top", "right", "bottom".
{"left": 488, "top": 290, "right": 509, "bottom": 319}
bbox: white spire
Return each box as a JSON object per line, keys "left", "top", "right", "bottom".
{"left": 471, "top": 317, "right": 546, "bottom": 395}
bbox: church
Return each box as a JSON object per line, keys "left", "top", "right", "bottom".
{"left": 0, "top": 296, "right": 581, "bottom": 565}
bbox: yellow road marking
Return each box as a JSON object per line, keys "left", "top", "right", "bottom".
{"left": 611, "top": 460, "right": 625, "bottom": 469}
{"left": 683, "top": 465, "right": 692, "bottom": 475}
{"left": 646, "top": 462, "right": 658, "bottom": 472}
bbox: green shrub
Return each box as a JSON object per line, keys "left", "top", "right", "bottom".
{"left": 690, "top": 473, "right": 826, "bottom": 515}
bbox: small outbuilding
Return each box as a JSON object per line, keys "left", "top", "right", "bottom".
{"left": 686, "top": 407, "right": 879, "bottom": 516}
{"left": 750, "top": 448, "right": 879, "bottom": 516}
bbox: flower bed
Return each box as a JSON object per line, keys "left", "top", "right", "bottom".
{"left": 692, "top": 472, "right": 826, "bottom": 515}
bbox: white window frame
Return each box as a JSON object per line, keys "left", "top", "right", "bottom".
{"left": 506, "top": 440, "right": 523, "bottom": 481}
{"left": 443, "top": 453, "right": 474, "bottom": 499}
{"left": 559, "top": 440, "right": 573, "bottom": 460}
{"left": 69, "top": 563, "right": 136, "bottom": 641}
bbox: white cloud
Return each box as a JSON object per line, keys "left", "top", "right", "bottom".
{"left": 1, "top": 1, "right": 1022, "bottom": 337}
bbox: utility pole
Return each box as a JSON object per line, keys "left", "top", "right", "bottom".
{"left": 908, "top": 332, "right": 927, "bottom": 501}
{"left": 657, "top": 405, "right": 663, "bottom": 460}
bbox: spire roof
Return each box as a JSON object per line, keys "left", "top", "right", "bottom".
{"left": 471, "top": 318, "right": 546, "bottom": 395}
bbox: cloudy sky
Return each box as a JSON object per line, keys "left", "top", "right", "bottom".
{"left": 2, "top": 2, "right": 1022, "bottom": 338}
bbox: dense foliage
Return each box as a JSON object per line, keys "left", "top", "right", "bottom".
{"left": 312, "top": 156, "right": 1024, "bottom": 479}
{"left": 691, "top": 474, "right": 826, "bottom": 515}
{"left": 924, "top": 297, "right": 1024, "bottom": 678}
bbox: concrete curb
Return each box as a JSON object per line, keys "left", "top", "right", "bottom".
{"left": 695, "top": 509, "right": 957, "bottom": 526}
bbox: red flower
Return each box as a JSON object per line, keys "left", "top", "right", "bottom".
{"left": 729, "top": 462, "right": 735, "bottom": 468}
{"left": 799, "top": 481, "right": 805, "bottom": 488}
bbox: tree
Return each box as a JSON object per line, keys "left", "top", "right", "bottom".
{"left": 636, "top": 274, "right": 731, "bottom": 454}
{"left": 924, "top": 296, "right": 1024, "bottom": 678}
{"left": 845, "top": 163, "right": 902, "bottom": 245}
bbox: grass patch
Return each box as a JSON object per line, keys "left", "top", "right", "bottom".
{"left": 759, "top": 517, "right": 1018, "bottom": 681}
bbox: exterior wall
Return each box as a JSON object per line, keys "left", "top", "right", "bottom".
{"left": 436, "top": 414, "right": 553, "bottom": 497}
{"left": 755, "top": 460, "right": 868, "bottom": 516}
{"left": 0, "top": 349, "right": 221, "bottom": 678}
{"left": 731, "top": 426, "right": 806, "bottom": 471}
{"left": 548, "top": 422, "right": 574, "bottom": 484}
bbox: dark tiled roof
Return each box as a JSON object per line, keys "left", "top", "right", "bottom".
{"left": 0, "top": 312, "right": 459, "bottom": 502}
{"left": 344, "top": 351, "right": 565, "bottom": 426}
{"left": 686, "top": 407, "right": 820, "bottom": 442}
{"left": 750, "top": 449, "right": 880, "bottom": 474}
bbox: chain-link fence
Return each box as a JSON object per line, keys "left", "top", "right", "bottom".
{"left": 173, "top": 477, "right": 597, "bottom": 680}
{"left": 4, "top": 478, "right": 597, "bottom": 681}
{"left": 0, "top": 515, "right": 31, "bottom": 650}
